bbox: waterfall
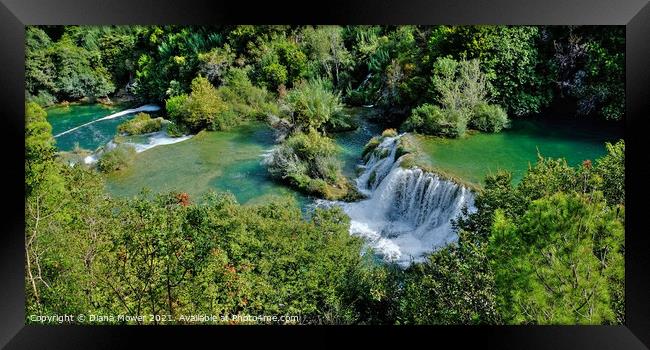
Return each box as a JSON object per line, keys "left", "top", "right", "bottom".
{"left": 54, "top": 104, "right": 161, "bottom": 138}
{"left": 325, "top": 135, "right": 476, "bottom": 266}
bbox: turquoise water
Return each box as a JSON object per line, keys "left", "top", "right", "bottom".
{"left": 415, "top": 117, "right": 624, "bottom": 186}
{"left": 47, "top": 103, "right": 138, "bottom": 151}
{"left": 46, "top": 104, "right": 623, "bottom": 205}
{"left": 105, "top": 123, "right": 309, "bottom": 206}
{"left": 332, "top": 114, "right": 383, "bottom": 177}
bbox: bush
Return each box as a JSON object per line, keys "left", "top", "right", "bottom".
{"left": 324, "top": 112, "right": 357, "bottom": 132}
{"left": 165, "top": 122, "right": 189, "bottom": 138}
{"left": 263, "top": 130, "right": 349, "bottom": 199}
{"left": 402, "top": 104, "right": 467, "bottom": 138}
{"left": 97, "top": 144, "right": 137, "bottom": 173}
{"left": 595, "top": 140, "right": 625, "bottom": 206}
{"left": 283, "top": 78, "right": 344, "bottom": 130}
{"left": 28, "top": 90, "right": 58, "bottom": 107}
{"left": 117, "top": 113, "right": 164, "bottom": 135}
{"left": 217, "top": 68, "right": 279, "bottom": 120}
{"left": 165, "top": 76, "right": 232, "bottom": 132}
{"left": 469, "top": 103, "right": 509, "bottom": 133}
{"left": 399, "top": 231, "right": 500, "bottom": 324}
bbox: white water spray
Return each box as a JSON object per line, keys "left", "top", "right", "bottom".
{"left": 127, "top": 132, "right": 193, "bottom": 153}
{"left": 323, "top": 135, "right": 476, "bottom": 266}
{"left": 54, "top": 104, "right": 161, "bottom": 138}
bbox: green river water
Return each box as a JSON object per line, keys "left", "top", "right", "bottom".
{"left": 47, "top": 104, "right": 623, "bottom": 205}
{"left": 415, "top": 117, "right": 623, "bottom": 186}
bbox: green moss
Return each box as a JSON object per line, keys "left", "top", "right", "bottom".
{"left": 367, "top": 170, "right": 377, "bottom": 187}
{"left": 381, "top": 128, "right": 398, "bottom": 137}
{"left": 361, "top": 136, "right": 381, "bottom": 160}
{"left": 395, "top": 136, "right": 417, "bottom": 160}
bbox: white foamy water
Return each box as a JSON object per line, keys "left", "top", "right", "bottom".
{"left": 55, "top": 104, "right": 161, "bottom": 137}
{"left": 127, "top": 132, "right": 193, "bottom": 153}
{"left": 82, "top": 132, "right": 192, "bottom": 165}
{"left": 320, "top": 135, "right": 476, "bottom": 266}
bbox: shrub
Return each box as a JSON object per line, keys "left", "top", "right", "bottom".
{"left": 217, "top": 68, "right": 279, "bottom": 120}
{"left": 324, "top": 112, "right": 357, "bottom": 132}
{"left": 283, "top": 78, "right": 344, "bottom": 130}
{"left": 284, "top": 130, "right": 338, "bottom": 162}
{"left": 402, "top": 104, "right": 467, "bottom": 138}
{"left": 263, "top": 130, "right": 349, "bottom": 199}
{"left": 28, "top": 90, "right": 57, "bottom": 107}
{"left": 469, "top": 103, "right": 509, "bottom": 133}
{"left": 97, "top": 144, "right": 137, "bottom": 173}
{"left": 165, "top": 122, "right": 189, "bottom": 138}
{"left": 117, "top": 113, "right": 164, "bottom": 135}
{"left": 165, "top": 76, "right": 232, "bottom": 132}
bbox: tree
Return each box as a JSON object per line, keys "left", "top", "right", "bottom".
{"left": 301, "top": 26, "right": 353, "bottom": 89}
{"left": 198, "top": 44, "right": 236, "bottom": 86}
{"left": 429, "top": 26, "right": 550, "bottom": 116}
{"left": 165, "top": 76, "right": 231, "bottom": 132}
{"left": 398, "top": 231, "right": 501, "bottom": 324}
{"left": 546, "top": 26, "right": 625, "bottom": 120}
{"left": 431, "top": 57, "right": 488, "bottom": 114}
{"left": 595, "top": 140, "right": 625, "bottom": 206}
{"left": 25, "top": 27, "right": 57, "bottom": 105}
{"left": 52, "top": 35, "right": 115, "bottom": 100}
{"left": 489, "top": 192, "right": 624, "bottom": 324}
{"left": 25, "top": 102, "right": 59, "bottom": 196}
{"left": 403, "top": 58, "right": 508, "bottom": 137}
{"left": 251, "top": 35, "right": 308, "bottom": 91}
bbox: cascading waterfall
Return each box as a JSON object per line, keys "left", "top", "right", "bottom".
{"left": 324, "top": 135, "right": 476, "bottom": 266}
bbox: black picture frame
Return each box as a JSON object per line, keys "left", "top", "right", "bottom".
{"left": 1, "top": 0, "right": 649, "bottom": 348}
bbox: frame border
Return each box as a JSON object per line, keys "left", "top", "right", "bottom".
{"left": 2, "top": 0, "right": 649, "bottom": 348}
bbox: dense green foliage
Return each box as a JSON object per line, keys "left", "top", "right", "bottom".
{"left": 26, "top": 27, "right": 116, "bottom": 104}
{"left": 402, "top": 58, "right": 509, "bottom": 137}
{"left": 27, "top": 25, "right": 624, "bottom": 123}
{"left": 26, "top": 105, "right": 379, "bottom": 323}
{"left": 402, "top": 104, "right": 466, "bottom": 137}
{"left": 165, "top": 76, "right": 230, "bottom": 132}
{"left": 282, "top": 79, "right": 345, "bottom": 131}
{"left": 428, "top": 26, "right": 551, "bottom": 116}
{"left": 117, "top": 112, "right": 163, "bottom": 135}
{"left": 25, "top": 25, "right": 625, "bottom": 326}
{"left": 397, "top": 231, "right": 501, "bottom": 324}
{"left": 490, "top": 192, "right": 623, "bottom": 324}
{"left": 455, "top": 141, "right": 626, "bottom": 324}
